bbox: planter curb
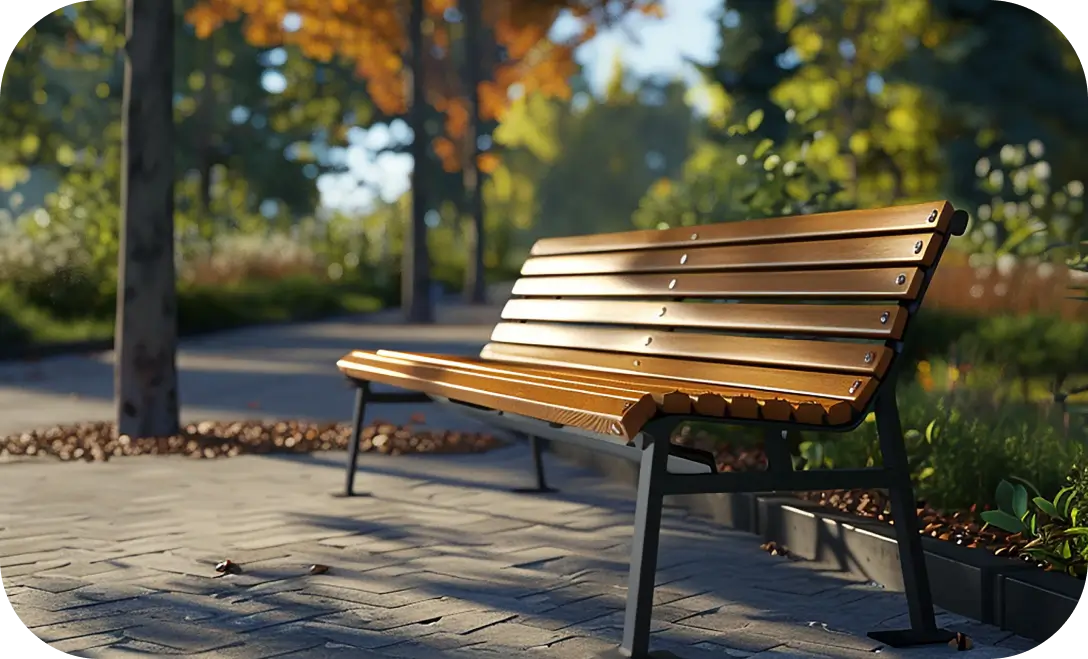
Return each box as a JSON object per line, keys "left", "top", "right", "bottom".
{"left": 549, "top": 441, "right": 1084, "bottom": 643}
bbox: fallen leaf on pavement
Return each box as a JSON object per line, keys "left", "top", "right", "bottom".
{"left": 949, "top": 633, "right": 973, "bottom": 651}
{"left": 760, "top": 541, "right": 793, "bottom": 558}
{"left": 215, "top": 560, "right": 243, "bottom": 575}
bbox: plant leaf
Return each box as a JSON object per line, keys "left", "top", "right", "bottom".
{"left": 924, "top": 420, "right": 938, "bottom": 444}
{"left": 1055, "top": 486, "right": 1075, "bottom": 516}
{"left": 1033, "top": 497, "right": 1063, "bottom": 520}
{"left": 995, "top": 480, "right": 1016, "bottom": 515}
{"left": 980, "top": 510, "right": 1028, "bottom": 534}
{"left": 1010, "top": 476, "right": 1042, "bottom": 499}
{"left": 753, "top": 138, "right": 774, "bottom": 159}
{"left": 747, "top": 109, "right": 765, "bottom": 132}
{"left": 1012, "top": 485, "right": 1029, "bottom": 518}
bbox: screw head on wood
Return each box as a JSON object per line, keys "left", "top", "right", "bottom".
{"left": 864, "top": 352, "right": 874, "bottom": 364}
{"left": 633, "top": 359, "right": 642, "bottom": 366}
{"left": 928, "top": 209, "right": 939, "bottom": 223}
{"left": 896, "top": 274, "right": 907, "bottom": 285}
{"left": 849, "top": 380, "right": 862, "bottom": 394}
{"left": 668, "top": 278, "right": 678, "bottom": 290}
{"left": 879, "top": 311, "right": 890, "bottom": 324}
{"left": 680, "top": 253, "right": 689, "bottom": 265}
{"left": 914, "top": 240, "right": 924, "bottom": 254}
{"left": 690, "top": 233, "right": 699, "bottom": 240}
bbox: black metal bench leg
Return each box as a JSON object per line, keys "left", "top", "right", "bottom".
{"left": 599, "top": 431, "right": 680, "bottom": 659}
{"left": 336, "top": 383, "right": 371, "bottom": 498}
{"left": 867, "top": 391, "right": 955, "bottom": 648}
{"left": 512, "top": 435, "right": 558, "bottom": 494}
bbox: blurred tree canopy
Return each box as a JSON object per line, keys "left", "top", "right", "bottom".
{"left": 1, "top": 0, "right": 1084, "bottom": 288}
{"left": 633, "top": 0, "right": 1085, "bottom": 256}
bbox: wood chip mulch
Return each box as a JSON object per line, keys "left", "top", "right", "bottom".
{"left": 0, "top": 418, "right": 505, "bottom": 463}
{"left": 671, "top": 428, "right": 1043, "bottom": 569}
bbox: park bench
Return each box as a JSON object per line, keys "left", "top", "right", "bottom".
{"left": 336, "top": 201, "right": 969, "bottom": 658}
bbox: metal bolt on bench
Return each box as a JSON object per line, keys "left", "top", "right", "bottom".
{"left": 335, "top": 201, "right": 969, "bottom": 658}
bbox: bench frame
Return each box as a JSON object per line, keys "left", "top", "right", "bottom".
{"left": 338, "top": 209, "right": 969, "bottom": 658}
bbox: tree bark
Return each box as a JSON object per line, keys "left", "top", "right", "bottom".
{"left": 114, "top": 0, "right": 181, "bottom": 438}
{"left": 461, "top": 0, "right": 487, "bottom": 305}
{"left": 403, "top": 0, "right": 434, "bottom": 323}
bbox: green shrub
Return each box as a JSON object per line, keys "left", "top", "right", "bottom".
{"left": 797, "top": 383, "right": 1085, "bottom": 513}
{"left": 982, "top": 470, "right": 1088, "bottom": 577}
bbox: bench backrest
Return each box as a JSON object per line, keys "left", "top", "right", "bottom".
{"left": 480, "top": 201, "right": 967, "bottom": 419}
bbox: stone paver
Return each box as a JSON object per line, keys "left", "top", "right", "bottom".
{"left": 1, "top": 448, "right": 1037, "bottom": 658}
{"left": 1, "top": 295, "right": 1038, "bottom": 657}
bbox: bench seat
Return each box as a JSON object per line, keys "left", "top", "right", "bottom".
{"left": 337, "top": 348, "right": 864, "bottom": 436}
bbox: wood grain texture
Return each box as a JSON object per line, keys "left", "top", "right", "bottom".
{"left": 500, "top": 299, "right": 909, "bottom": 339}
{"left": 374, "top": 350, "right": 694, "bottom": 414}
{"left": 479, "top": 342, "right": 879, "bottom": 409}
{"left": 510, "top": 267, "right": 924, "bottom": 300}
{"left": 489, "top": 322, "right": 893, "bottom": 376}
{"left": 338, "top": 351, "right": 658, "bottom": 439}
{"left": 521, "top": 232, "right": 940, "bottom": 277}
{"left": 377, "top": 350, "right": 858, "bottom": 424}
{"left": 529, "top": 201, "right": 953, "bottom": 256}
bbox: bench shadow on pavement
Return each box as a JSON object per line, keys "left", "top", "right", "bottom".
{"left": 20, "top": 500, "right": 916, "bottom": 658}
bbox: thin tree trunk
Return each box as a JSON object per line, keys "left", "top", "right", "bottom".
{"left": 115, "top": 0, "right": 181, "bottom": 438}
{"left": 403, "top": 0, "right": 434, "bottom": 323}
{"left": 461, "top": 0, "right": 487, "bottom": 305}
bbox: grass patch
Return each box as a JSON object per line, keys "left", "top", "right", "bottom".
{"left": 0, "top": 274, "right": 384, "bottom": 353}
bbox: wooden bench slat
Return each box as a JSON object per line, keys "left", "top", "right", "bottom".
{"left": 510, "top": 267, "right": 923, "bottom": 300}
{"left": 521, "top": 232, "right": 941, "bottom": 277}
{"left": 337, "top": 351, "right": 658, "bottom": 439}
{"left": 489, "top": 322, "right": 893, "bottom": 377}
{"left": 479, "top": 342, "right": 878, "bottom": 410}
{"left": 529, "top": 201, "right": 953, "bottom": 257}
{"left": 500, "top": 299, "right": 909, "bottom": 340}
{"left": 373, "top": 350, "right": 693, "bottom": 414}
{"left": 376, "top": 350, "right": 855, "bottom": 425}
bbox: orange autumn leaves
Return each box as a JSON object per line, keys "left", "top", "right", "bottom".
{"left": 185, "top": 0, "right": 663, "bottom": 173}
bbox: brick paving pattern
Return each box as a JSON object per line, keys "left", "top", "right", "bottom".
{"left": 1, "top": 448, "right": 1035, "bottom": 658}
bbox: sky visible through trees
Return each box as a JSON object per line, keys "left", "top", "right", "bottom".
{"left": 315, "top": 0, "right": 720, "bottom": 212}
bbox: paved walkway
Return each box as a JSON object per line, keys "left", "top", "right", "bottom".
{"left": 0, "top": 297, "right": 1037, "bottom": 658}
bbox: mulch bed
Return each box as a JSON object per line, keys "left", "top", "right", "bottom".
{"left": 0, "top": 418, "right": 505, "bottom": 462}
{"left": 672, "top": 427, "right": 1042, "bottom": 569}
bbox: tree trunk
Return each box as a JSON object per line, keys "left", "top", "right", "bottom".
{"left": 114, "top": 0, "right": 181, "bottom": 438}
{"left": 461, "top": 0, "right": 487, "bottom": 305}
{"left": 403, "top": 0, "right": 434, "bottom": 323}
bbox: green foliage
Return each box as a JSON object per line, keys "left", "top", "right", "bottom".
{"left": 982, "top": 471, "right": 1088, "bottom": 578}
{"left": 796, "top": 383, "right": 1085, "bottom": 513}
{"left": 534, "top": 73, "right": 697, "bottom": 237}
{"left": 970, "top": 141, "right": 1085, "bottom": 257}
{"left": 632, "top": 110, "right": 845, "bottom": 229}
{"left": 958, "top": 314, "right": 1088, "bottom": 406}
{"left": 0, "top": 273, "right": 383, "bottom": 351}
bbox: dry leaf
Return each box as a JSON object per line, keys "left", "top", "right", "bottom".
{"left": 949, "top": 632, "right": 973, "bottom": 651}
{"left": 214, "top": 560, "right": 242, "bottom": 575}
